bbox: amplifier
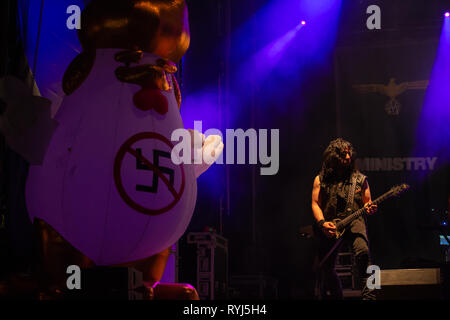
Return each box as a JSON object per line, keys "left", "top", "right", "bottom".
{"left": 377, "top": 268, "right": 442, "bottom": 300}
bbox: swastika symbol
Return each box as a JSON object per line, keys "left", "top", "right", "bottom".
{"left": 113, "top": 132, "right": 185, "bottom": 216}
{"left": 135, "top": 148, "right": 174, "bottom": 193}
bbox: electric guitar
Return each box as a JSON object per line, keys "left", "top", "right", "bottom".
{"left": 330, "top": 183, "right": 410, "bottom": 239}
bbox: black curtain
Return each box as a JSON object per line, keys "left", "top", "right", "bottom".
{"left": 0, "top": 0, "right": 36, "bottom": 279}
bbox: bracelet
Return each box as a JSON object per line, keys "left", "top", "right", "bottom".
{"left": 317, "top": 219, "right": 325, "bottom": 228}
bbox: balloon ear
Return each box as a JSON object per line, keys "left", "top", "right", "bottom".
{"left": 62, "top": 50, "right": 96, "bottom": 95}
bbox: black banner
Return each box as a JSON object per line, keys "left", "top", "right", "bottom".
{"left": 335, "top": 40, "right": 449, "bottom": 268}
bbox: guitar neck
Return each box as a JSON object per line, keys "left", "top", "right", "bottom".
{"left": 337, "top": 190, "right": 394, "bottom": 230}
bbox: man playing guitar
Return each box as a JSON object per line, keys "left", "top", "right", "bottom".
{"left": 312, "top": 138, "right": 377, "bottom": 300}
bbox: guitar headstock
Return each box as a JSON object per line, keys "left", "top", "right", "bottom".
{"left": 390, "top": 183, "right": 410, "bottom": 197}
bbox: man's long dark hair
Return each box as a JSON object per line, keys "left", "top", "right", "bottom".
{"left": 319, "top": 138, "right": 357, "bottom": 186}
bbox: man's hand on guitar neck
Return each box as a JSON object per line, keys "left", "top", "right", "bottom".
{"left": 362, "top": 180, "right": 377, "bottom": 215}
{"left": 364, "top": 201, "right": 378, "bottom": 215}
{"left": 322, "top": 221, "right": 337, "bottom": 238}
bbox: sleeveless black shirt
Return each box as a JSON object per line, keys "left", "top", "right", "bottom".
{"left": 318, "top": 171, "right": 367, "bottom": 231}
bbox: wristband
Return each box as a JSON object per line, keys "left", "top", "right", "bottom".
{"left": 317, "top": 219, "right": 325, "bottom": 228}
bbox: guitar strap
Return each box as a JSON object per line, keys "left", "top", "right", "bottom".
{"left": 344, "top": 172, "right": 358, "bottom": 216}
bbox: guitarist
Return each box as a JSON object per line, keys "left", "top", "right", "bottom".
{"left": 312, "top": 138, "right": 377, "bottom": 300}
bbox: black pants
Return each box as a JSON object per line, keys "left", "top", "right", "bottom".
{"left": 316, "top": 219, "right": 376, "bottom": 300}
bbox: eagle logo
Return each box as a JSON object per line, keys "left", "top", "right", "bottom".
{"left": 352, "top": 78, "right": 429, "bottom": 115}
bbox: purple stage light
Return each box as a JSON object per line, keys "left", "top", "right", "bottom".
{"left": 301, "top": 20, "right": 306, "bottom": 25}
{"left": 445, "top": 12, "right": 450, "bottom": 18}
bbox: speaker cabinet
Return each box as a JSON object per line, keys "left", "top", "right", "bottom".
{"left": 377, "top": 268, "right": 442, "bottom": 300}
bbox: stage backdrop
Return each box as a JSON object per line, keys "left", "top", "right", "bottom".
{"left": 335, "top": 40, "right": 449, "bottom": 269}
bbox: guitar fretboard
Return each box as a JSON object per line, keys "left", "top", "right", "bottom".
{"left": 336, "top": 189, "right": 395, "bottom": 231}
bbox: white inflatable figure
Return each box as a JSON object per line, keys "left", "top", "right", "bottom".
{"left": 25, "top": 0, "right": 223, "bottom": 266}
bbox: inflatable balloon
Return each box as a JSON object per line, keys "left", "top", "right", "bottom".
{"left": 25, "top": 0, "right": 221, "bottom": 267}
